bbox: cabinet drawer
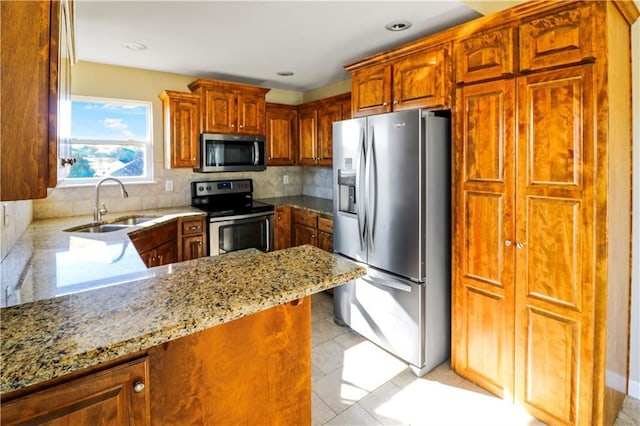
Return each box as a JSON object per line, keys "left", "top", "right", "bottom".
{"left": 130, "top": 221, "right": 177, "bottom": 253}
{"left": 519, "top": 5, "right": 595, "bottom": 72}
{"left": 318, "top": 216, "right": 333, "bottom": 234}
{"left": 293, "top": 209, "right": 318, "bottom": 228}
{"left": 455, "top": 27, "right": 514, "bottom": 83}
{"left": 181, "top": 218, "right": 204, "bottom": 235}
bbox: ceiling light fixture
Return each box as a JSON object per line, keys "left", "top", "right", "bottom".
{"left": 122, "top": 42, "right": 147, "bottom": 51}
{"left": 385, "top": 20, "right": 412, "bottom": 32}
{"left": 277, "top": 71, "right": 294, "bottom": 77}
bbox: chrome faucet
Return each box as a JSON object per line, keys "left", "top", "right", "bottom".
{"left": 94, "top": 177, "right": 129, "bottom": 222}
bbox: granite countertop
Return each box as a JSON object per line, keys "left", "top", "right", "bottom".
{"left": 258, "top": 195, "right": 333, "bottom": 217}
{"left": 0, "top": 206, "right": 365, "bottom": 395}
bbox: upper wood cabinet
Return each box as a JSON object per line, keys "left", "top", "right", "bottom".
{"left": 159, "top": 91, "right": 200, "bottom": 168}
{"left": 265, "top": 103, "right": 297, "bottom": 166}
{"left": 454, "top": 26, "right": 515, "bottom": 84}
{"left": 519, "top": 4, "right": 595, "bottom": 72}
{"left": 297, "top": 93, "right": 351, "bottom": 167}
{"left": 1, "top": 357, "right": 150, "bottom": 425}
{"left": 1, "top": 0, "right": 75, "bottom": 201}
{"left": 349, "top": 44, "right": 450, "bottom": 117}
{"left": 188, "top": 79, "right": 269, "bottom": 135}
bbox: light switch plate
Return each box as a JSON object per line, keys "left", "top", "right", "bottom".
{"left": 283, "top": 175, "right": 289, "bottom": 185}
{"left": 165, "top": 180, "right": 174, "bottom": 192}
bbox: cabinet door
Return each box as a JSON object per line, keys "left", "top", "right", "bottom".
{"left": 181, "top": 234, "right": 205, "bottom": 261}
{"left": 293, "top": 223, "right": 317, "bottom": 247}
{"left": 237, "top": 92, "right": 265, "bottom": 135}
{"left": 202, "top": 88, "right": 237, "bottom": 133}
{"left": 392, "top": 45, "right": 449, "bottom": 110}
{"left": 351, "top": 63, "right": 392, "bottom": 117}
{"left": 161, "top": 91, "right": 200, "bottom": 168}
{"left": 451, "top": 79, "right": 516, "bottom": 400}
{"left": 317, "top": 103, "right": 341, "bottom": 167}
{"left": 519, "top": 5, "right": 595, "bottom": 72}
{"left": 455, "top": 27, "right": 514, "bottom": 84}
{"left": 339, "top": 95, "right": 352, "bottom": 120}
{"left": 317, "top": 231, "right": 333, "bottom": 253}
{"left": 266, "top": 104, "right": 297, "bottom": 166}
{"left": 514, "top": 66, "right": 594, "bottom": 425}
{"left": 274, "top": 206, "right": 292, "bottom": 250}
{"left": 156, "top": 240, "right": 177, "bottom": 266}
{"left": 1, "top": 357, "right": 150, "bottom": 425}
{"left": 298, "top": 107, "right": 318, "bottom": 166}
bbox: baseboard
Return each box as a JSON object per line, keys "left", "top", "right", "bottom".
{"left": 629, "top": 378, "right": 640, "bottom": 399}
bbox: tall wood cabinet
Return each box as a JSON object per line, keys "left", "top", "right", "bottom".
{"left": 265, "top": 103, "right": 297, "bottom": 166}
{"left": 159, "top": 91, "right": 200, "bottom": 168}
{"left": 1, "top": 0, "right": 75, "bottom": 201}
{"left": 449, "top": 2, "right": 637, "bottom": 425}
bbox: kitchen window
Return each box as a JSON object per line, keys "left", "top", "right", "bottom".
{"left": 61, "top": 96, "right": 153, "bottom": 185}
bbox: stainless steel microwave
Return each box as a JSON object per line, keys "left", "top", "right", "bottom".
{"left": 194, "top": 133, "right": 266, "bottom": 173}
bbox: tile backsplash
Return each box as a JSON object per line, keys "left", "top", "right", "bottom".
{"left": 302, "top": 167, "right": 333, "bottom": 199}
{"left": 33, "top": 166, "right": 304, "bottom": 219}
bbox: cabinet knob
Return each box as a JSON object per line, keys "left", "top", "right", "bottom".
{"left": 278, "top": 215, "right": 282, "bottom": 220}
{"left": 240, "top": 124, "right": 244, "bottom": 128}
{"left": 393, "top": 100, "right": 398, "bottom": 105}
{"left": 516, "top": 242, "right": 524, "bottom": 249}
{"left": 504, "top": 240, "right": 512, "bottom": 247}
{"left": 133, "top": 381, "right": 145, "bottom": 393}
{"left": 311, "top": 235, "right": 316, "bottom": 239}
{"left": 231, "top": 124, "right": 235, "bottom": 128}
{"left": 60, "top": 158, "right": 76, "bottom": 167}
{"left": 383, "top": 102, "right": 388, "bottom": 106}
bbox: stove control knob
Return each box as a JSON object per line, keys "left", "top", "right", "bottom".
{"left": 198, "top": 186, "right": 204, "bottom": 192}
{"left": 206, "top": 186, "right": 212, "bottom": 191}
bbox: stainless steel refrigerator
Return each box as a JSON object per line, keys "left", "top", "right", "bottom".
{"left": 332, "top": 109, "right": 450, "bottom": 376}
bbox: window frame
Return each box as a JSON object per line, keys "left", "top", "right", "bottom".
{"left": 59, "top": 95, "right": 155, "bottom": 187}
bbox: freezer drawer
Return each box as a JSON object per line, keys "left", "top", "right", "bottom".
{"left": 334, "top": 267, "right": 425, "bottom": 368}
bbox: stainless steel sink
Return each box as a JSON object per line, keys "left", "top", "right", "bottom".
{"left": 110, "top": 216, "right": 156, "bottom": 225}
{"left": 65, "top": 224, "right": 132, "bottom": 233}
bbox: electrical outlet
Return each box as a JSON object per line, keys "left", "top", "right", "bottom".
{"left": 165, "top": 180, "right": 174, "bottom": 192}
{"left": 3, "top": 203, "right": 9, "bottom": 227}
{"left": 283, "top": 175, "right": 289, "bottom": 185}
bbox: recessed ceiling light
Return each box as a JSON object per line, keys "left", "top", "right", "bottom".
{"left": 385, "top": 21, "right": 412, "bottom": 32}
{"left": 122, "top": 42, "right": 147, "bottom": 51}
{"left": 277, "top": 71, "right": 294, "bottom": 77}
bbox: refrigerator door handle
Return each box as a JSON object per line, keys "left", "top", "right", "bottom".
{"left": 356, "top": 127, "right": 367, "bottom": 251}
{"left": 366, "top": 126, "right": 376, "bottom": 253}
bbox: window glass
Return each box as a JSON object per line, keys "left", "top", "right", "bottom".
{"left": 62, "top": 96, "right": 153, "bottom": 185}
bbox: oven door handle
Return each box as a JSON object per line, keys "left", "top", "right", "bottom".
{"left": 265, "top": 216, "right": 271, "bottom": 252}
{"left": 209, "top": 211, "right": 274, "bottom": 222}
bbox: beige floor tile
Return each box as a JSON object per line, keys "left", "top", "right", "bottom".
{"left": 333, "top": 329, "right": 366, "bottom": 350}
{"left": 313, "top": 339, "right": 350, "bottom": 375}
{"left": 312, "top": 390, "right": 336, "bottom": 425}
{"left": 324, "top": 403, "right": 382, "bottom": 426}
{"left": 312, "top": 316, "right": 348, "bottom": 347}
{"left": 615, "top": 396, "right": 640, "bottom": 425}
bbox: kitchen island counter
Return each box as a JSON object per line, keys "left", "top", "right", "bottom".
{"left": 1, "top": 209, "right": 364, "bottom": 396}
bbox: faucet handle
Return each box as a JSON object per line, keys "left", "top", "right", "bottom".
{"left": 99, "top": 203, "right": 108, "bottom": 217}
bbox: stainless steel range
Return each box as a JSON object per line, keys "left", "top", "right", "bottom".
{"left": 191, "top": 179, "right": 274, "bottom": 256}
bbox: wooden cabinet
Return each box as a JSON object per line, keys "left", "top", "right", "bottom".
{"left": 349, "top": 45, "right": 449, "bottom": 117}
{"left": 159, "top": 91, "right": 200, "bottom": 168}
{"left": 265, "top": 103, "right": 297, "bottom": 166}
{"left": 274, "top": 206, "right": 292, "bottom": 250}
{"left": 291, "top": 208, "right": 333, "bottom": 252}
{"left": 519, "top": 4, "right": 595, "bottom": 72}
{"left": 178, "top": 216, "right": 207, "bottom": 261}
{"left": 297, "top": 93, "right": 350, "bottom": 167}
{"left": 454, "top": 26, "right": 515, "bottom": 84}
{"left": 1, "top": 0, "right": 75, "bottom": 201}
{"left": 188, "top": 79, "right": 269, "bottom": 135}
{"left": 130, "top": 221, "right": 178, "bottom": 268}
{"left": 1, "top": 357, "right": 150, "bottom": 425}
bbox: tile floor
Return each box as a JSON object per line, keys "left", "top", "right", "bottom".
{"left": 310, "top": 292, "right": 639, "bottom": 426}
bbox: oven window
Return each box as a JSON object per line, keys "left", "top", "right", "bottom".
{"left": 218, "top": 219, "right": 268, "bottom": 253}
{"left": 205, "top": 140, "right": 255, "bottom": 167}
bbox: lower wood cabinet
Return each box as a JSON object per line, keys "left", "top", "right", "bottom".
{"left": 178, "top": 216, "right": 207, "bottom": 261}
{"left": 1, "top": 357, "right": 150, "bottom": 425}
{"left": 130, "top": 221, "right": 178, "bottom": 268}
{"left": 291, "top": 208, "right": 333, "bottom": 252}
{"left": 274, "top": 205, "right": 292, "bottom": 250}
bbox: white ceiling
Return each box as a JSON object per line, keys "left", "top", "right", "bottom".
{"left": 75, "top": 1, "right": 482, "bottom": 91}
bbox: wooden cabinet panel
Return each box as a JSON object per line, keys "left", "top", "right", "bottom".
{"left": 519, "top": 5, "right": 595, "bottom": 72}
{"left": 131, "top": 221, "right": 178, "bottom": 268}
{"left": 317, "top": 216, "right": 333, "bottom": 234}
{"left": 452, "top": 79, "right": 516, "bottom": 399}
{"left": 1, "top": 357, "right": 150, "bottom": 425}
{"left": 237, "top": 92, "right": 265, "bottom": 135}
{"left": 181, "top": 218, "right": 204, "bottom": 236}
{"left": 293, "top": 209, "right": 318, "bottom": 228}
{"left": 514, "top": 66, "right": 594, "bottom": 425}
{"left": 178, "top": 216, "right": 206, "bottom": 261}
{"left": 455, "top": 27, "right": 514, "bottom": 83}
{"left": 1, "top": 0, "right": 73, "bottom": 201}
{"left": 317, "top": 103, "right": 340, "bottom": 166}
{"left": 294, "top": 223, "right": 317, "bottom": 247}
{"left": 266, "top": 103, "right": 297, "bottom": 166}
{"left": 202, "top": 87, "right": 236, "bottom": 133}
{"left": 317, "top": 231, "right": 333, "bottom": 253}
{"left": 392, "top": 46, "right": 448, "bottom": 110}
{"left": 160, "top": 91, "right": 200, "bottom": 168}
{"left": 351, "top": 63, "right": 392, "bottom": 117}
{"left": 274, "top": 206, "right": 292, "bottom": 250}
{"left": 297, "top": 108, "right": 318, "bottom": 166}
{"left": 181, "top": 234, "right": 205, "bottom": 261}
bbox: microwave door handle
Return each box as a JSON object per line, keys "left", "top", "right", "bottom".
{"left": 254, "top": 142, "right": 260, "bottom": 165}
